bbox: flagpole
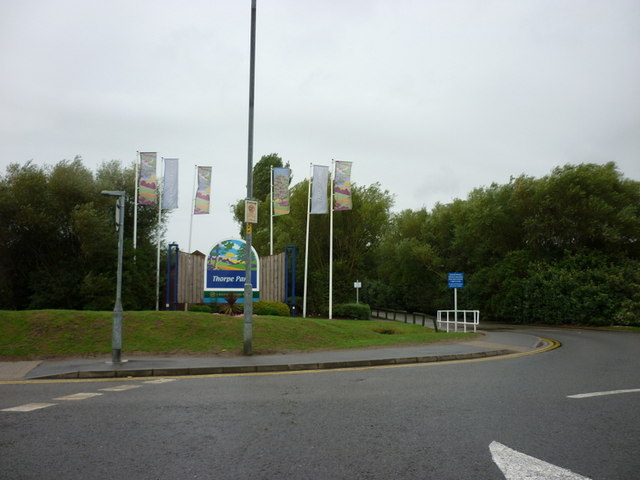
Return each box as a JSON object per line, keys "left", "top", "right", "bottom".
{"left": 188, "top": 165, "right": 198, "bottom": 253}
{"left": 303, "top": 163, "right": 312, "bottom": 318}
{"left": 133, "top": 152, "right": 139, "bottom": 252}
{"left": 270, "top": 165, "right": 274, "bottom": 256}
{"left": 155, "top": 161, "right": 163, "bottom": 311}
{"left": 329, "top": 159, "right": 334, "bottom": 320}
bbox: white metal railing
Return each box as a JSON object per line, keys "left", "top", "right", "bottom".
{"left": 436, "top": 310, "right": 480, "bottom": 332}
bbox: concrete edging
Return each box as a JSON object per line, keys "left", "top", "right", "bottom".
{"left": 31, "top": 348, "right": 519, "bottom": 380}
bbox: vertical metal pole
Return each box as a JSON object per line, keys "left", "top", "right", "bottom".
{"left": 112, "top": 193, "right": 125, "bottom": 363}
{"left": 133, "top": 153, "right": 139, "bottom": 252}
{"left": 155, "top": 176, "right": 162, "bottom": 311}
{"left": 165, "top": 245, "right": 172, "bottom": 311}
{"left": 174, "top": 245, "right": 179, "bottom": 311}
{"left": 329, "top": 160, "right": 334, "bottom": 319}
{"left": 454, "top": 287, "right": 458, "bottom": 311}
{"left": 291, "top": 245, "right": 296, "bottom": 316}
{"left": 303, "top": 164, "right": 312, "bottom": 318}
{"left": 188, "top": 165, "right": 198, "bottom": 253}
{"left": 270, "top": 166, "right": 274, "bottom": 256}
{"left": 285, "top": 244, "right": 297, "bottom": 316}
{"left": 284, "top": 246, "right": 289, "bottom": 303}
{"left": 244, "top": 0, "right": 257, "bottom": 355}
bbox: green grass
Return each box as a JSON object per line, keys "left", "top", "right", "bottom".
{"left": 611, "top": 325, "right": 640, "bottom": 332}
{"left": 0, "top": 310, "right": 476, "bottom": 358}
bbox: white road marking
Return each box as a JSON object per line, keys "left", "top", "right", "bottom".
{"left": 1, "top": 380, "right": 177, "bottom": 413}
{"left": 144, "top": 378, "right": 176, "bottom": 384}
{"left": 2, "top": 403, "right": 57, "bottom": 412}
{"left": 568, "top": 388, "right": 640, "bottom": 399}
{"left": 100, "top": 385, "right": 141, "bottom": 392}
{"left": 54, "top": 393, "right": 103, "bottom": 401}
{"left": 490, "top": 441, "right": 591, "bottom": 480}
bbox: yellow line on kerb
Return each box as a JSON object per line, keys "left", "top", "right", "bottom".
{"left": 181, "top": 337, "right": 562, "bottom": 379}
{"left": 0, "top": 337, "right": 561, "bottom": 385}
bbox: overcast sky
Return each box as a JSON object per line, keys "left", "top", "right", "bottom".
{"left": 2, "top": 0, "right": 639, "bottom": 256}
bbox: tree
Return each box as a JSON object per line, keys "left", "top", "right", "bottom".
{"left": 372, "top": 208, "right": 451, "bottom": 313}
{"left": 232, "top": 153, "right": 290, "bottom": 257}
{"left": 0, "top": 157, "right": 164, "bottom": 310}
{"left": 253, "top": 153, "right": 288, "bottom": 202}
{"left": 271, "top": 181, "right": 393, "bottom": 314}
{"left": 370, "top": 162, "right": 640, "bottom": 325}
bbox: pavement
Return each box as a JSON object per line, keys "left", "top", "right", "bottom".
{"left": 0, "top": 328, "right": 556, "bottom": 381}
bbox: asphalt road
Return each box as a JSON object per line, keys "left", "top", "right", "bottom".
{"left": 1, "top": 328, "right": 638, "bottom": 479}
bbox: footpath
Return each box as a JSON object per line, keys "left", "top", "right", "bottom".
{"left": 0, "top": 328, "right": 556, "bottom": 381}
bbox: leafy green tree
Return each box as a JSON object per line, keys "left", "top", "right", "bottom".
{"left": 0, "top": 157, "right": 164, "bottom": 310}
{"left": 271, "top": 181, "right": 393, "bottom": 314}
{"left": 374, "top": 209, "right": 445, "bottom": 312}
{"left": 370, "top": 162, "right": 640, "bottom": 325}
{"left": 232, "top": 153, "right": 290, "bottom": 257}
{"left": 253, "top": 153, "right": 288, "bottom": 202}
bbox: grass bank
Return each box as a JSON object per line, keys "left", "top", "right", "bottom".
{"left": 0, "top": 310, "right": 476, "bottom": 358}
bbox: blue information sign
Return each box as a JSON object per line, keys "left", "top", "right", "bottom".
{"left": 448, "top": 272, "right": 464, "bottom": 288}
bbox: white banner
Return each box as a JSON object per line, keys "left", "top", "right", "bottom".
{"left": 162, "top": 158, "right": 179, "bottom": 210}
{"left": 310, "top": 164, "right": 328, "bottom": 214}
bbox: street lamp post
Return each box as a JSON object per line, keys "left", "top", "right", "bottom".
{"left": 101, "top": 190, "right": 126, "bottom": 364}
{"left": 243, "top": 0, "right": 257, "bottom": 355}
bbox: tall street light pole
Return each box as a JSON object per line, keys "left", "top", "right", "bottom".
{"left": 101, "top": 190, "right": 126, "bottom": 364}
{"left": 244, "top": 0, "right": 257, "bottom": 355}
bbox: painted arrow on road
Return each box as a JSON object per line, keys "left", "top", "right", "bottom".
{"left": 490, "top": 441, "right": 591, "bottom": 480}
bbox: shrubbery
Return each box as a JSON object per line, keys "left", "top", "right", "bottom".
{"left": 333, "top": 303, "right": 371, "bottom": 320}
{"left": 187, "top": 301, "right": 291, "bottom": 317}
{"left": 187, "top": 304, "right": 213, "bottom": 313}
{"left": 253, "top": 301, "right": 290, "bottom": 316}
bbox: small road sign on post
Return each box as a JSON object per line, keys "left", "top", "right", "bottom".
{"left": 448, "top": 272, "right": 464, "bottom": 289}
{"left": 448, "top": 272, "right": 464, "bottom": 312}
{"left": 354, "top": 281, "right": 362, "bottom": 304}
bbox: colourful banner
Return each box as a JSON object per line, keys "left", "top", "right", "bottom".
{"left": 334, "top": 160, "right": 353, "bottom": 211}
{"left": 310, "top": 164, "right": 329, "bottom": 214}
{"left": 194, "top": 166, "right": 212, "bottom": 215}
{"left": 273, "top": 167, "right": 290, "bottom": 216}
{"left": 161, "top": 158, "right": 179, "bottom": 210}
{"left": 138, "top": 152, "right": 157, "bottom": 205}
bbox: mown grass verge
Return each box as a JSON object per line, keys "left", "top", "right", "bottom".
{"left": 0, "top": 310, "right": 476, "bottom": 358}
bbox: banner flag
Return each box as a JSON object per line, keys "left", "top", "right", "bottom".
{"left": 194, "top": 166, "right": 212, "bottom": 215}
{"left": 310, "top": 164, "right": 329, "bottom": 214}
{"left": 162, "top": 158, "right": 179, "bottom": 210}
{"left": 272, "top": 167, "right": 290, "bottom": 216}
{"left": 333, "top": 161, "right": 353, "bottom": 211}
{"left": 138, "top": 152, "right": 157, "bottom": 205}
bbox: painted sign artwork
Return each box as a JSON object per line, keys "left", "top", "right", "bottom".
{"left": 333, "top": 160, "right": 352, "bottom": 211}
{"left": 272, "top": 167, "right": 290, "bottom": 216}
{"left": 138, "top": 152, "right": 157, "bottom": 205}
{"left": 205, "top": 239, "right": 259, "bottom": 291}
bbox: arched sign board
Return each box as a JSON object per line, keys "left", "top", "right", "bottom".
{"left": 203, "top": 238, "right": 260, "bottom": 304}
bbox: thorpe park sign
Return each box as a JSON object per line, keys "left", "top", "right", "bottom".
{"left": 203, "top": 238, "right": 260, "bottom": 304}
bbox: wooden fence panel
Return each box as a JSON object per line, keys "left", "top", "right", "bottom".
{"left": 260, "top": 252, "right": 285, "bottom": 302}
{"left": 177, "top": 251, "right": 205, "bottom": 304}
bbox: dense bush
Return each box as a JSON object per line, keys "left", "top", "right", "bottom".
{"left": 187, "top": 304, "right": 212, "bottom": 313}
{"left": 0, "top": 158, "right": 160, "bottom": 310}
{"left": 373, "top": 163, "right": 640, "bottom": 325}
{"left": 333, "top": 303, "right": 371, "bottom": 320}
{"left": 253, "top": 301, "right": 290, "bottom": 316}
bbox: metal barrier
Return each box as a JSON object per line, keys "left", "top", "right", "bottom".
{"left": 436, "top": 310, "right": 480, "bottom": 332}
{"left": 371, "top": 309, "right": 436, "bottom": 330}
